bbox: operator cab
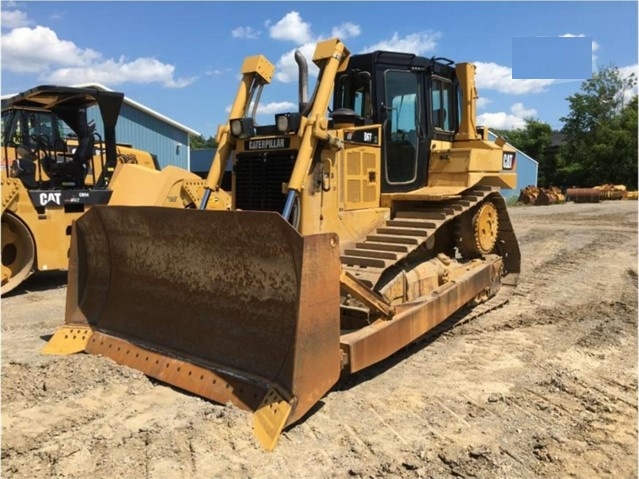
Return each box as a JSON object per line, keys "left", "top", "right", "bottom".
{"left": 1, "top": 85, "right": 126, "bottom": 191}
{"left": 333, "top": 52, "right": 461, "bottom": 193}
{"left": 1, "top": 106, "right": 97, "bottom": 189}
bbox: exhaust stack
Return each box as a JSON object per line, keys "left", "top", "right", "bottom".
{"left": 454, "top": 62, "right": 479, "bottom": 141}
{"left": 295, "top": 50, "right": 309, "bottom": 113}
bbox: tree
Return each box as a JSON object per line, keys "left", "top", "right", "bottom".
{"left": 559, "top": 66, "right": 637, "bottom": 188}
{"left": 189, "top": 134, "right": 218, "bottom": 149}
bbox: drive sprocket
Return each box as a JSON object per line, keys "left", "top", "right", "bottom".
{"left": 456, "top": 200, "right": 499, "bottom": 258}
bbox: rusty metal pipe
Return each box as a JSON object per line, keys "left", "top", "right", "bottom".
{"left": 566, "top": 188, "right": 600, "bottom": 203}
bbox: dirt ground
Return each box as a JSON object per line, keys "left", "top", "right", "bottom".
{"left": 2, "top": 200, "right": 637, "bottom": 479}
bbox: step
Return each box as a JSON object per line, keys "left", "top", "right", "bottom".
{"left": 377, "top": 227, "right": 431, "bottom": 237}
{"left": 355, "top": 242, "right": 410, "bottom": 253}
{"left": 407, "top": 206, "right": 456, "bottom": 215}
{"left": 344, "top": 249, "right": 399, "bottom": 261}
{"left": 366, "top": 234, "right": 421, "bottom": 245}
{"left": 386, "top": 219, "right": 437, "bottom": 229}
{"left": 395, "top": 210, "right": 447, "bottom": 220}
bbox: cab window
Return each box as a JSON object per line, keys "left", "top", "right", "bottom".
{"left": 1, "top": 110, "right": 18, "bottom": 144}
{"left": 431, "top": 77, "right": 455, "bottom": 132}
{"left": 336, "top": 71, "right": 373, "bottom": 119}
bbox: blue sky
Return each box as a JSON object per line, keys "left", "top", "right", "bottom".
{"left": 1, "top": 1, "right": 637, "bottom": 136}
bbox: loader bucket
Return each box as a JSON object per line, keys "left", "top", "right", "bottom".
{"left": 46, "top": 206, "right": 342, "bottom": 449}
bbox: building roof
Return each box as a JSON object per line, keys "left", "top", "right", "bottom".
{"left": 1, "top": 82, "right": 200, "bottom": 137}
{"left": 74, "top": 83, "right": 200, "bottom": 136}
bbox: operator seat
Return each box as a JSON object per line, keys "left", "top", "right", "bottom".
{"left": 69, "top": 120, "right": 96, "bottom": 187}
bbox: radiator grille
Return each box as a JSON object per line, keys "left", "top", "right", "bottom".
{"left": 234, "top": 151, "right": 296, "bottom": 212}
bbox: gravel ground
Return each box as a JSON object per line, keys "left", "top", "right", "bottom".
{"left": 2, "top": 200, "right": 637, "bottom": 479}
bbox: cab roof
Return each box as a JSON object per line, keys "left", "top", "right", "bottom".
{"left": 1, "top": 85, "right": 123, "bottom": 112}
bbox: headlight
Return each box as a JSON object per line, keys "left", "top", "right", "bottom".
{"left": 230, "top": 119, "right": 243, "bottom": 137}
{"left": 229, "top": 118, "right": 255, "bottom": 139}
{"left": 276, "top": 115, "right": 289, "bottom": 133}
{"left": 274, "top": 113, "right": 301, "bottom": 134}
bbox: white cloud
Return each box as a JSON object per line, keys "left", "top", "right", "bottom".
{"left": 269, "top": 14, "right": 360, "bottom": 83}
{"left": 619, "top": 63, "right": 639, "bottom": 104}
{"left": 477, "top": 102, "right": 537, "bottom": 130}
{"left": 361, "top": 31, "right": 441, "bottom": 55}
{"left": 331, "top": 22, "right": 360, "bottom": 40}
{"left": 269, "top": 11, "right": 313, "bottom": 44}
{"left": 619, "top": 64, "right": 639, "bottom": 80}
{"left": 231, "top": 26, "right": 260, "bottom": 40}
{"left": 274, "top": 42, "right": 318, "bottom": 83}
{"left": 45, "top": 57, "right": 195, "bottom": 89}
{"left": 254, "top": 101, "right": 297, "bottom": 115}
{"left": 560, "top": 33, "right": 599, "bottom": 52}
{"left": 1, "top": 24, "right": 193, "bottom": 88}
{"left": 205, "top": 67, "right": 231, "bottom": 76}
{"left": 1, "top": 9, "right": 31, "bottom": 29}
{"left": 1, "top": 26, "right": 100, "bottom": 73}
{"left": 476, "top": 112, "right": 525, "bottom": 130}
{"left": 476, "top": 97, "right": 492, "bottom": 109}
{"left": 225, "top": 101, "right": 297, "bottom": 116}
{"left": 474, "top": 61, "right": 555, "bottom": 94}
{"left": 510, "top": 102, "right": 537, "bottom": 118}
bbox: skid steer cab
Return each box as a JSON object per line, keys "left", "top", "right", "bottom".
{"left": 44, "top": 38, "right": 520, "bottom": 450}
{"left": 1, "top": 85, "right": 162, "bottom": 295}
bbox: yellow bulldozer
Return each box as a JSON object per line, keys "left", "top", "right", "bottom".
{"left": 1, "top": 85, "right": 220, "bottom": 294}
{"left": 44, "top": 39, "right": 521, "bottom": 450}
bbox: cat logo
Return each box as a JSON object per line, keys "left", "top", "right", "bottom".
{"left": 39, "top": 192, "right": 61, "bottom": 205}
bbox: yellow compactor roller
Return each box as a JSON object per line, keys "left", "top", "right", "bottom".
{"left": 45, "top": 39, "right": 520, "bottom": 450}
{"left": 0, "top": 85, "right": 161, "bottom": 294}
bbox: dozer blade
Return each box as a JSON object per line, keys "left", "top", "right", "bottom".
{"left": 46, "top": 206, "right": 342, "bottom": 450}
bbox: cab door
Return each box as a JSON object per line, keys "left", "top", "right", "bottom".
{"left": 380, "top": 69, "right": 429, "bottom": 193}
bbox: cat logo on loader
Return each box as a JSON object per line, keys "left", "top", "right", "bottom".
{"left": 39, "top": 192, "right": 61, "bottom": 205}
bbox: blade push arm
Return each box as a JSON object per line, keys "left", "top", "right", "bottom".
{"left": 200, "top": 55, "right": 275, "bottom": 209}
{"left": 282, "top": 38, "right": 350, "bottom": 220}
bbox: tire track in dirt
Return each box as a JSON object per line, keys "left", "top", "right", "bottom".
{"left": 2, "top": 201, "right": 637, "bottom": 479}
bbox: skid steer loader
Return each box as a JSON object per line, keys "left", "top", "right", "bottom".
{"left": 44, "top": 39, "right": 520, "bottom": 450}
{"left": 1, "top": 85, "right": 221, "bottom": 295}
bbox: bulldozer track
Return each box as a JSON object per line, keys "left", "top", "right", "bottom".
{"left": 341, "top": 184, "right": 521, "bottom": 323}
